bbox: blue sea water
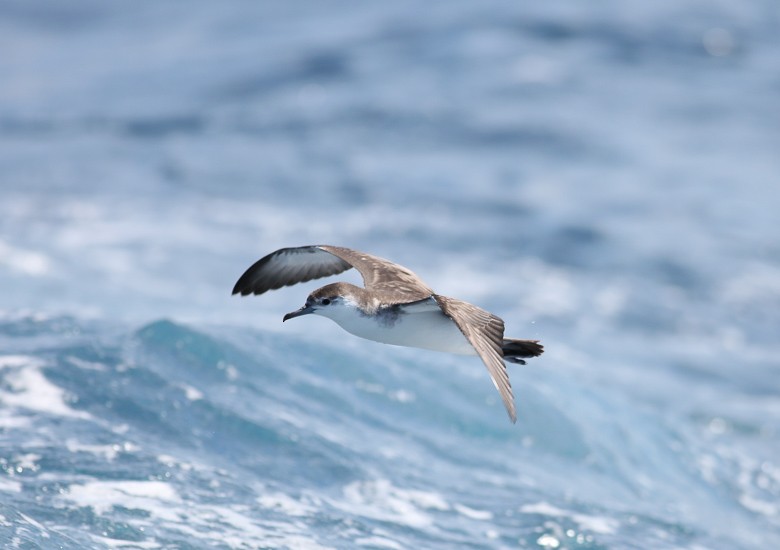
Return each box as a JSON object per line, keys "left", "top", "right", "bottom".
{"left": 1, "top": 1, "right": 779, "bottom": 548}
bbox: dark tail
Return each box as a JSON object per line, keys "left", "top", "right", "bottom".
{"left": 502, "top": 339, "right": 544, "bottom": 365}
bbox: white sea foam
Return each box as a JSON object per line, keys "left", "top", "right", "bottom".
{"left": 62, "top": 480, "right": 335, "bottom": 549}
{"left": 521, "top": 502, "right": 619, "bottom": 535}
{"left": 66, "top": 440, "right": 139, "bottom": 462}
{"left": 0, "top": 478, "right": 22, "bottom": 493}
{"left": 17, "top": 513, "right": 49, "bottom": 536}
{"left": 0, "top": 355, "right": 90, "bottom": 420}
{"left": 338, "top": 479, "right": 449, "bottom": 529}
{"left": 66, "top": 480, "right": 181, "bottom": 516}
{"left": 65, "top": 356, "right": 107, "bottom": 372}
{"left": 257, "top": 492, "right": 318, "bottom": 517}
{"left": 12, "top": 453, "right": 40, "bottom": 473}
{"left": 454, "top": 503, "right": 493, "bottom": 521}
{"left": 739, "top": 494, "right": 777, "bottom": 517}
{"left": 181, "top": 384, "right": 204, "bottom": 401}
{"left": 0, "top": 411, "right": 30, "bottom": 429}
{"left": 355, "top": 535, "right": 403, "bottom": 549}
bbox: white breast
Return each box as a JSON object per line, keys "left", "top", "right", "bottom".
{"left": 320, "top": 302, "right": 477, "bottom": 356}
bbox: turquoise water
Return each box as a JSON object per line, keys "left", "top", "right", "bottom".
{"left": 2, "top": 1, "right": 779, "bottom": 548}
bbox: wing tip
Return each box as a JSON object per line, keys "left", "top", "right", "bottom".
{"left": 504, "top": 395, "right": 517, "bottom": 424}
{"left": 231, "top": 286, "right": 254, "bottom": 296}
{"left": 231, "top": 245, "right": 352, "bottom": 298}
{"left": 231, "top": 276, "right": 260, "bottom": 296}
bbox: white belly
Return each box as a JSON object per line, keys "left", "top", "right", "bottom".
{"left": 329, "top": 308, "right": 477, "bottom": 356}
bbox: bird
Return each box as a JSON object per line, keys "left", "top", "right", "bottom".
{"left": 232, "top": 245, "right": 543, "bottom": 422}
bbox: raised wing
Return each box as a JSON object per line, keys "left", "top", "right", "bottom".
{"left": 232, "top": 246, "right": 352, "bottom": 296}
{"left": 318, "top": 245, "right": 433, "bottom": 299}
{"left": 434, "top": 295, "right": 516, "bottom": 423}
{"left": 233, "top": 245, "right": 433, "bottom": 301}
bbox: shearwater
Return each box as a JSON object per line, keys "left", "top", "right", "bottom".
{"left": 232, "top": 245, "right": 543, "bottom": 422}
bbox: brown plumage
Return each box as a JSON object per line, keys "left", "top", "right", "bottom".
{"left": 233, "top": 245, "right": 543, "bottom": 423}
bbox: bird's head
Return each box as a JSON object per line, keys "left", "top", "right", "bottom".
{"left": 282, "top": 283, "right": 358, "bottom": 321}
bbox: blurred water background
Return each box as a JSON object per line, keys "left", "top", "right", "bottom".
{"left": 1, "top": 1, "right": 779, "bottom": 548}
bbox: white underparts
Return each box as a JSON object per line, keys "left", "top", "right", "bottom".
{"left": 316, "top": 302, "right": 477, "bottom": 356}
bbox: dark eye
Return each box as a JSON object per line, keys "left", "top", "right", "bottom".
{"left": 321, "top": 298, "right": 331, "bottom": 305}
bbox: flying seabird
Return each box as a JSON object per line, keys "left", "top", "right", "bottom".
{"left": 233, "top": 245, "right": 543, "bottom": 422}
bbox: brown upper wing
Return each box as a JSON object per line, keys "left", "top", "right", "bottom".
{"left": 434, "top": 294, "right": 516, "bottom": 423}
{"left": 318, "top": 245, "right": 433, "bottom": 300}
{"left": 233, "top": 245, "right": 433, "bottom": 301}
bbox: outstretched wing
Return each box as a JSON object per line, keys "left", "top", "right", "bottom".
{"left": 318, "top": 245, "right": 432, "bottom": 299}
{"left": 434, "top": 295, "right": 516, "bottom": 423}
{"left": 233, "top": 245, "right": 433, "bottom": 301}
{"left": 232, "top": 246, "right": 352, "bottom": 296}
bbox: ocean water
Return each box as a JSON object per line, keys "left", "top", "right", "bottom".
{"left": 1, "top": 1, "right": 779, "bottom": 548}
